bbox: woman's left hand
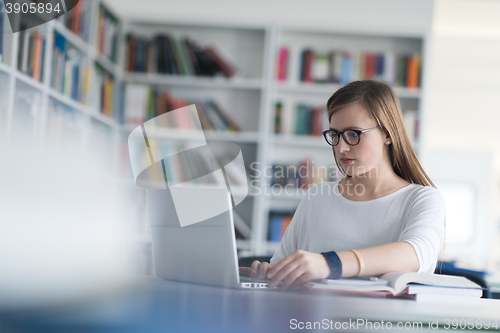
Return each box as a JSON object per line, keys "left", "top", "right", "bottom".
{"left": 266, "top": 250, "right": 331, "bottom": 290}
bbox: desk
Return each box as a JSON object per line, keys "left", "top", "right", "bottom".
{"left": 1, "top": 276, "right": 500, "bottom": 332}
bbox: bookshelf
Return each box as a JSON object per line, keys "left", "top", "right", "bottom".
{"left": 256, "top": 27, "right": 426, "bottom": 255}
{"left": 117, "top": 19, "right": 271, "bottom": 257}
{"left": 0, "top": 0, "right": 123, "bottom": 189}
{"left": 2, "top": 2, "right": 430, "bottom": 259}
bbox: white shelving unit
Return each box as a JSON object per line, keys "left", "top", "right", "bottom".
{"left": 1, "top": 0, "right": 122, "bottom": 152}
{"left": 256, "top": 26, "right": 426, "bottom": 255}
{"left": 1, "top": 2, "right": 429, "bottom": 258}
{"left": 117, "top": 18, "right": 274, "bottom": 256}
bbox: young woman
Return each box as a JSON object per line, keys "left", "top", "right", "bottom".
{"left": 250, "top": 80, "right": 445, "bottom": 290}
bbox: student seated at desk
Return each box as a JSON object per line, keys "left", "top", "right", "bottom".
{"left": 250, "top": 80, "right": 446, "bottom": 290}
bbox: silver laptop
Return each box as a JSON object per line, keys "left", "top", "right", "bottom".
{"left": 146, "top": 186, "right": 274, "bottom": 289}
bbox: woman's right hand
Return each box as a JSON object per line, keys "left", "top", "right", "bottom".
{"left": 251, "top": 260, "right": 274, "bottom": 280}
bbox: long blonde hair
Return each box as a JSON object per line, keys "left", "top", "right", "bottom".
{"left": 327, "top": 80, "right": 435, "bottom": 187}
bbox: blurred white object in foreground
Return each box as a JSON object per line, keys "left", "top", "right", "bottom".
{"left": 0, "top": 140, "right": 133, "bottom": 310}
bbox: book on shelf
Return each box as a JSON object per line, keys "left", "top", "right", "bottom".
{"left": 274, "top": 101, "right": 328, "bottom": 136}
{"left": 300, "top": 49, "right": 314, "bottom": 83}
{"left": 52, "top": 31, "right": 67, "bottom": 91}
{"left": 125, "top": 33, "right": 236, "bottom": 77}
{"left": 270, "top": 159, "right": 335, "bottom": 190}
{"left": 95, "top": 62, "right": 115, "bottom": 117}
{"left": 122, "top": 85, "right": 242, "bottom": 132}
{"left": 126, "top": 139, "right": 248, "bottom": 188}
{"left": 406, "top": 53, "right": 421, "bottom": 89}
{"left": 274, "top": 101, "right": 282, "bottom": 133}
{"left": 17, "top": 27, "right": 45, "bottom": 81}
{"left": 312, "top": 53, "right": 329, "bottom": 83}
{"left": 304, "top": 272, "right": 483, "bottom": 301}
{"left": 276, "top": 46, "right": 288, "bottom": 81}
{"left": 268, "top": 211, "right": 293, "bottom": 242}
{"left": 205, "top": 46, "right": 236, "bottom": 77}
{"left": 52, "top": 31, "right": 93, "bottom": 103}
{"left": 97, "top": 3, "right": 119, "bottom": 62}
{"left": 201, "top": 100, "right": 241, "bottom": 132}
{"left": 278, "top": 46, "right": 421, "bottom": 88}
{"left": 56, "top": 0, "right": 92, "bottom": 42}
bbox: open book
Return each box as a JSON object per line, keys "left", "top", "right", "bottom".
{"left": 304, "top": 272, "right": 483, "bottom": 297}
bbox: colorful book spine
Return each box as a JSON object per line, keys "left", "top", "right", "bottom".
{"left": 340, "top": 52, "right": 353, "bottom": 84}
{"left": 58, "top": 0, "right": 92, "bottom": 41}
{"left": 97, "top": 4, "right": 119, "bottom": 62}
{"left": 122, "top": 86, "right": 242, "bottom": 132}
{"left": 396, "top": 54, "right": 408, "bottom": 87}
{"left": 407, "top": 53, "right": 421, "bottom": 89}
{"left": 51, "top": 31, "right": 88, "bottom": 103}
{"left": 268, "top": 212, "right": 294, "bottom": 242}
{"left": 274, "top": 101, "right": 328, "bottom": 136}
{"left": 32, "top": 33, "right": 43, "bottom": 81}
{"left": 269, "top": 214, "right": 283, "bottom": 242}
{"left": 287, "top": 46, "right": 421, "bottom": 88}
{"left": 52, "top": 31, "right": 67, "bottom": 90}
{"left": 205, "top": 46, "right": 236, "bottom": 77}
{"left": 302, "top": 49, "right": 314, "bottom": 83}
{"left": 274, "top": 101, "right": 282, "bottom": 134}
{"left": 277, "top": 46, "right": 288, "bottom": 81}
{"left": 95, "top": 63, "right": 115, "bottom": 117}
{"left": 293, "top": 103, "right": 327, "bottom": 136}
{"left": 125, "top": 33, "right": 236, "bottom": 78}
{"left": 17, "top": 28, "right": 45, "bottom": 81}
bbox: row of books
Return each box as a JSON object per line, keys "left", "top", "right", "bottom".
{"left": 277, "top": 46, "right": 421, "bottom": 88}
{"left": 125, "top": 139, "right": 248, "bottom": 186}
{"left": 125, "top": 34, "right": 236, "bottom": 77}
{"left": 274, "top": 100, "right": 419, "bottom": 142}
{"left": 97, "top": 3, "right": 119, "bottom": 62}
{"left": 123, "top": 85, "right": 241, "bottom": 131}
{"left": 52, "top": 31, "right": 93, "bottom": 103}
{"left": 56, "top": 0, "right": 92, "bottom": 42}
{"left": 268, "top": 211, "right": 293, "bottom": 242}
{"left": 269, "top": 158, "right": 338, "bottom": 190}
{"left": 17, "top": 27, "right": 45, "bottom": 82}
{"left": 274, "top": 102, "right": 328, "bottom": 136}
{"left": 165, "top": 146, "right": 248, "bottom": 186}
{"left": 95, "top": 63, "right": 115, "bottom": 117}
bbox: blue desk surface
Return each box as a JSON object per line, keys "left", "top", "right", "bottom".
{"left": 2, "top": 275, "right": 500, "bottom": 333}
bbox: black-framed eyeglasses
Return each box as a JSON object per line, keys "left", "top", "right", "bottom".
{"left": 322, "top": 126, "right": 381, "bottom": 146}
